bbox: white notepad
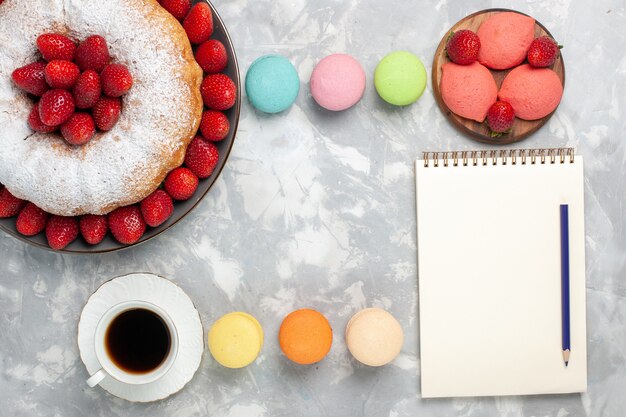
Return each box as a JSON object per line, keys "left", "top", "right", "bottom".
{"left": 415, "top": 149, "right": 587, "bottom": 398}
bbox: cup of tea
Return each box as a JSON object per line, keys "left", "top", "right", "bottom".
{"left": 86, "top": 300, "right": 179, "bottom": 387}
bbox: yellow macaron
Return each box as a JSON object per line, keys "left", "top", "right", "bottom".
{"left": 208, "top": 312, "right": 264, "bottom": 368}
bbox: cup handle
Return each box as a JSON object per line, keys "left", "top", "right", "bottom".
{"left": 86, "top": 368, "right": 107, "bottom": 387}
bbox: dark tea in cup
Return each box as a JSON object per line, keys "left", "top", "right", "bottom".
{"left": 105, "top": 308, "right": 171, "bottom": 374}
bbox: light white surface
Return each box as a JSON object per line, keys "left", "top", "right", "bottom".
{"left": 77, "top": 273, "right": 204, "bottom": 402}
{"left": 416, "top": 154, "right": 586, "bottom": 397}
{"left": 2, "top": 0, "right": 626, "bottom": 415}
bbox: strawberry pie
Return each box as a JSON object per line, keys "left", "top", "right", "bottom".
{"left": 0, "top": 0, "right": 203, "bottom": 216}
{"left": 0, "top": 0, "right": 237, "bottom": 249}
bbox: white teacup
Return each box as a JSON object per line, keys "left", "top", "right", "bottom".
{"left": 86, "top": 300, "right": 179, "bottom": 387}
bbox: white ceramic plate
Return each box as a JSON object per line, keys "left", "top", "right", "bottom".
{"left": 77, "top": 273, "right": 204, "bottom": 402}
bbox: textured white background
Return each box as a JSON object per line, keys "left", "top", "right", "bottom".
{"left": 1, "top": 0, "right": 625, "bottom": 416}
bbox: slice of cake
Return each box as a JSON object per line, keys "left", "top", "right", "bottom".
{"left": 498, "top": 64, "right": 563, "bottom": 120}
{"left": 477, "top": 12, "right": 536, "bottom": 70}
{"left": 440, "top": 61, "right": 497, "bottom": 122}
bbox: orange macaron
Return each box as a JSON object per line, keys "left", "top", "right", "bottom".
{"left": 279, "top": 308, "right": 333, "bottom": 365}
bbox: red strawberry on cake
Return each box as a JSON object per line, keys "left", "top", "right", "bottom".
{"left": 44, "top": 60, "right": 80, "bottom": 89}
{"left": 477, "top": 12, "right": 535, "bottom": 70}
{"left": 195, "top": 39, "right": 228, "bottom": 74}
{"left": 159, "top": 0, "right": 192, "bottom": 21}
{"left": 498, "top": 64, "right": 563, "bottom": 120}
{"left": 184, "top": 136, "right": 220, "bottom": 178}
{"left": 200, "top": 110, "right": 230, "bottom": 141}
{"left": 12, "top": 62, "right": 49, "bottom": 96}
{"left": 28, "top": 103, "right": 57, "bottom": 133}
{"left": 75, "top": 35, "right": 110, "bottom": 73}
{"left": 79, "top": 214, "right": 108, "bottom": 245}
{"left": 92, "top": 96, "right": 122, "bottom": 131}
{"left": 184, "top": 2, "right": 214, "bottom": 44}
{"left": 46, "top": 216, "right": 79, "bottom": 250}
{"left": 37, "top": 34, "right": 76, "bottom": 62}
{"left": 100, "top": 64, "right": 133, "bottom": 97}
{"left": 60, "top": 112, "right": 96, "bottom": 145}
{"left": 16, "top": 203, "right": 49, "bottom": 236}
{"left": 108, "top": 206, "right": 146, "bottom": 244}
{"left": 73, "top": 70, "right": 101, "bottom": 109}
{"left": 201, "top": 73, "right": 236, "bottom": 110}
{"left": 164, "top": 167, "right": 199, "bottom": 201}
{"left": 140, "top": 190, "right": 174, "bottom": 227}
{"left": 38, "top": 89, "right": 75, "bottom": 127}
{"left": 0, "top": 188, "right": 26, "bottom": 218}
{"left": 440, "top": 61, "right": 497, "bottom": 122}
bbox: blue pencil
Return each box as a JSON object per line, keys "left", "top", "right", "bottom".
{"left": 560, "top": 204, "right": 571, "bottom": 367}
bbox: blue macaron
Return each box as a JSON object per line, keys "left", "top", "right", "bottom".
{"left": 245, "top": 55, "right": 300, "bottom": 113}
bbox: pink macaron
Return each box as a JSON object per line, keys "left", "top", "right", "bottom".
{"left": 310, "top": 54, "right": 366, "bottom": 111}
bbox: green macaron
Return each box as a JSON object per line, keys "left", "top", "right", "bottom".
{"left": 374, "top": 51, "right": 427, "bottom": 106}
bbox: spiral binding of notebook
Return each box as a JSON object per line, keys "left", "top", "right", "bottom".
{"left": 422, "top": 148, "right": 576, "bottom": 168}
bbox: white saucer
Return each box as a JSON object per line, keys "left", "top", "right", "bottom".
{"left": 77, "top": 273, "right": 204, "bottom": 402}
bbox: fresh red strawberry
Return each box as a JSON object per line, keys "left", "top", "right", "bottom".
{"left": 527, "top": 36, "right": 561, "bottom": 68}
{"left": 140, "top": 189, "right": 174, "bottom": 227}
{"left": 39, "top": 89, "right": 75, "bottom": 127}
{"left": 11, "top": 62, "right": 49, "bottom": 96}
{"left": 183, "top": 2, "right": 213, "bottom": 44}
{"left": 100, "top": 64, "right": 133, "bottom": 97}
{"left": 75, "top": 35, "right": 110, "bottom": 72}
{"left": 108, "top": 205, "right": 146, "bottom": 244}
{"left": 36, "top": 34, "right": 76, "bottom": 62}
{"left": 60, "top": 112, "right": 96, "bottom": 145}
{"left": 28, "top": 103, "right": 57, "bottom": 133}
{"left": 0, "top": 187, "right": 26, "bottom": 218}
{"left": 44, "top": 60, "right": 80, "bottom": 89}
{"left": 195, "top": 39, "right": 228, "bottom": 74}
{"left": 92, "top": 96, "right": 121, "bottom": 131}
{"left": 160, "top": 0, "right": 191, "bottom": 20}
{"left": 73, "top": 70, "right": 101, "bottom": 109}
{"left": 201, "top": 74, "right": 236, "bottom": 110}
{"left": 486, "top": 101, "right": 515, "bottom": 135}
{"left": 164, "top": 167, "right": 199, "bottom": 200}
{"left": 446, "top": 29, "right": 481, "bottom": 65}
{"left": 45, "top": 215, "right": 79, "bottom": 250}
{"left": 184, "top": 136, "right": 219, "bottom": 178}
{"left": 199, "top": 110, "right": 229, "bottom": 141}
{"left": 79, "top": 214, "right": 108, "bottom": 245}
{"left": 16, "top": 203, "right": 49, "bottom": 236}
